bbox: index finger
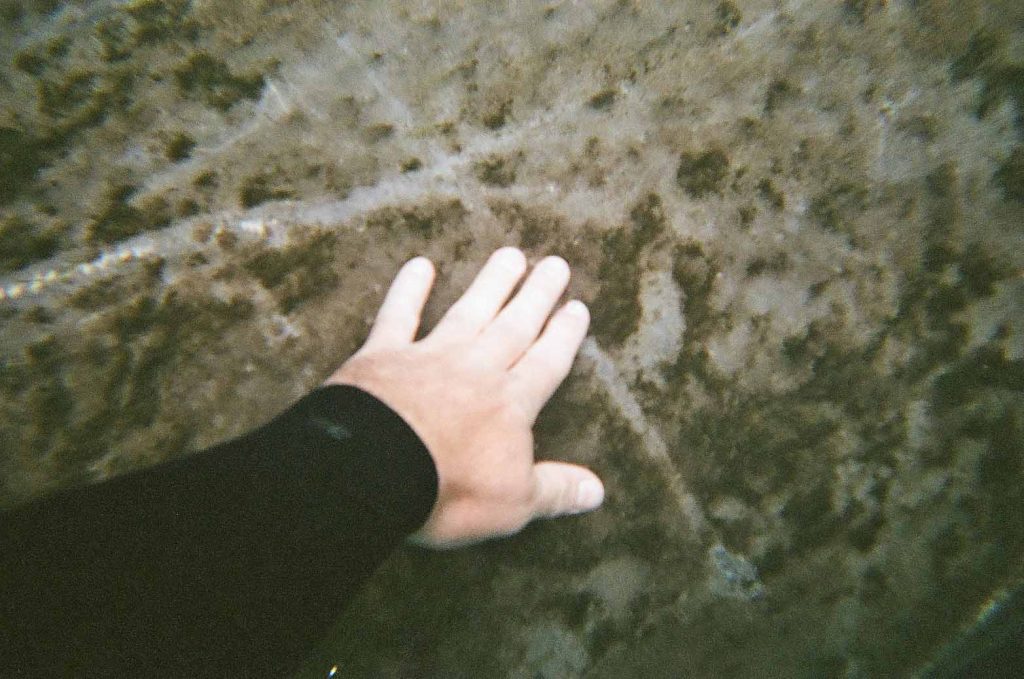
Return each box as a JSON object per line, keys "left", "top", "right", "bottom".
{"left": 362, "top": 256, "right": 436, "bottom": 351}
{"left": 425, "top": 247, "right": 527, "bottom": 344}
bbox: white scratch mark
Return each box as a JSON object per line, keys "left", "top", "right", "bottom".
{"left": 579, "top": 338, "right": 710, "bottom": 536}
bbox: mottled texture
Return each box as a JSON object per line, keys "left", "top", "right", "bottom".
{"left": 1, "top": 1, "right": 1022, "bottom": 677}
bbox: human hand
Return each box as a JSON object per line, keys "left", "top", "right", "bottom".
{"left": 325, "top": 247, "right": 604, "bottom": 549}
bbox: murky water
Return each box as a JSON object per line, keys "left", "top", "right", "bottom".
{"left": 2, "top": 1, "right": 1022, "bottom": 676}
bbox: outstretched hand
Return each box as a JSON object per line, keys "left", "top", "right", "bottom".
{"left": 325, "top": 247, "right": 604, "bottom": 549}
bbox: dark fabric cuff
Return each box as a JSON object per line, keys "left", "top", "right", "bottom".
{"left": 247, "top": 384, "right": 439, "bottom": 537}
{"left": 0, "top": 383, "right": 441, "bottom": 677}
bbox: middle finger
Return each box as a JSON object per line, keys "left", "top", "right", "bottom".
{"left": 426, "top": 247, "right": 527, "bottom": 344}
{"left": 476, "top": 256, "right": 571, "bottom": 367}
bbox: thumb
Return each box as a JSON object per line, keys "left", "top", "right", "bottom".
{"left": 531, "top": 461, "right": 605, "bottom": 519}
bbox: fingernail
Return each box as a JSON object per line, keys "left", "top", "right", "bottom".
{"left": 566, "top": 300, "right": 588, "bottom": 318}
{"left": 407, "top": 256, "right": 432, "bottom": 274}
{"left": 542, "top": 256, "right": 570, "bottom": 278}
{"left": 575, "top": 478, "right": 605, "bottom": 512}
{"left": 495, "top": 247, "right": 526, "bottom": 267}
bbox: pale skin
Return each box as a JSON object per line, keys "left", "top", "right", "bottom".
{"left": 326, "top": 247, "right": 605, "bottom": 549}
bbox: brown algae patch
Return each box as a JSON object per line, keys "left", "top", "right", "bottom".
{"left": 474, "top": 154, "right": 521, "bottom": 187}
{"left": 364, "top": 198, "right": 469, "bottom": 240}
{"left": 0, "top": 215, "right": 63, "bottom": 273}
{"left": 172, "top": 52, "right": 265, "bottom": 112}
{"left": 86, "top": 185, "right": 173, "bottom": 245}
{"left": 241, "top": 228, "right": 339, "bottom": 313}
{"left": 590, "top": 194, "right": 667, "bottom": 348}
{"left": 676, "top": 149, "right": 730, "bottom": 199}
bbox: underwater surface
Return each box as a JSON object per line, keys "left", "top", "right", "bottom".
{"left": 1, "top": 0, "right": 1023, "bottom": 676}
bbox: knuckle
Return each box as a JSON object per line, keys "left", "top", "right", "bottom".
{"left": 463, "top": 343, "right": 500, "bottom": 371}
{"left": 503, "top": 320, "right": 536, "bottom": 348}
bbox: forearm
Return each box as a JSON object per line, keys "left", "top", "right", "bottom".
{"left": 0, "top": 385, "right": 437, "bottom": 677}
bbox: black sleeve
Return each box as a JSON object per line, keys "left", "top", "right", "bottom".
{"left": 0, "top": 384, "right": 438, "bottom": 678}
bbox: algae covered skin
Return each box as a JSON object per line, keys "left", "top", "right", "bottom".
{"left": 1, "top": 1, "right": 1023, "bottom": 677}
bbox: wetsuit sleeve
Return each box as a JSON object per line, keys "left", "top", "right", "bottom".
{"left": 0, "top": 384, "right": 438, "bottom": 678}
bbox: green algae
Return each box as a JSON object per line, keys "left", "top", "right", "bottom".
{"left": 482, "top": 99, "right": 512, "bottom": 130}
{"left": 165, "top": 132, "right": 196, "bottom": 162}
{"left": 193, "top": 170, "right": 218, "bottom": 189}
{"left": 808, "top": 182, "right": 870, "bottom": 234}
{"left": 745, "top": 251, "right": 790, "bottom": 277}
{"left": 34, "top": 67, "right": 135, "bottom": 145}
{"left": 400, "top": 157, "right": 422, "bottom": 173}
{"left": 243, "top": 229, "right": 338, "bottom": 312}
{"left": 0, "top": 215, "right": 61, "bottom": 273}
{"left": 363, "top": 122, "right": 395, "bottom": 142}
{"left": 995, "top": 146, "right": 1024, "bottom": 202}
{"left": 764, "top": 79, "right": 798, "bottom": 115}
{"left": 587, "top": 88, "right": 617, "bottom": 111}
{"left": 126, "top": 0, "right": 197, "bottom": 45}
{"left": 94, "top": 0, "right": 197, "bottom": 63}
{"left": 932, "top": 343, "right": 1024, "bottom": 413}
{"left": 173, "top": 52, "right": 265, "bottom": 112}
{"left": 676, "top": 149, "right": 730, "bottom": 199}
{"left": 365, "top": 199, "right": 468, "bottom": 240}
{"left": 13, "top": 49, "right": 47, "bottom": 76}
{"left": 590, "top": 194, "right": 667, "bottom": 348}
{"left": 38, "top": 71, "right": 98, "bottom": 118}
{"left": 843, "top": 0, "right": 886, "bottom": 23}
{"left": 86, "top": 185, "right": 173, "bottom": 245}
{"left": 712, "top": 2, "right": 742, "bottom": 36}
{"left": 486, "top": 200, "right": 577, "bottom": 254}
{"left": 755, "top": 177, "right": 785, "bottom": 210}
{"left": 238, "top": 175, "right": 294, "bottom": 208}
{"left": 0, "top": 128, "right": 45, "bottom": 205}
{"left": 948, "top": 31, "right": 1024, "bottom": 130}
{"left": 670, "top": 241, "right": 722, "bottom": 342}
{"left": 474, "top": 155, "right": 519, "bottom": 187}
